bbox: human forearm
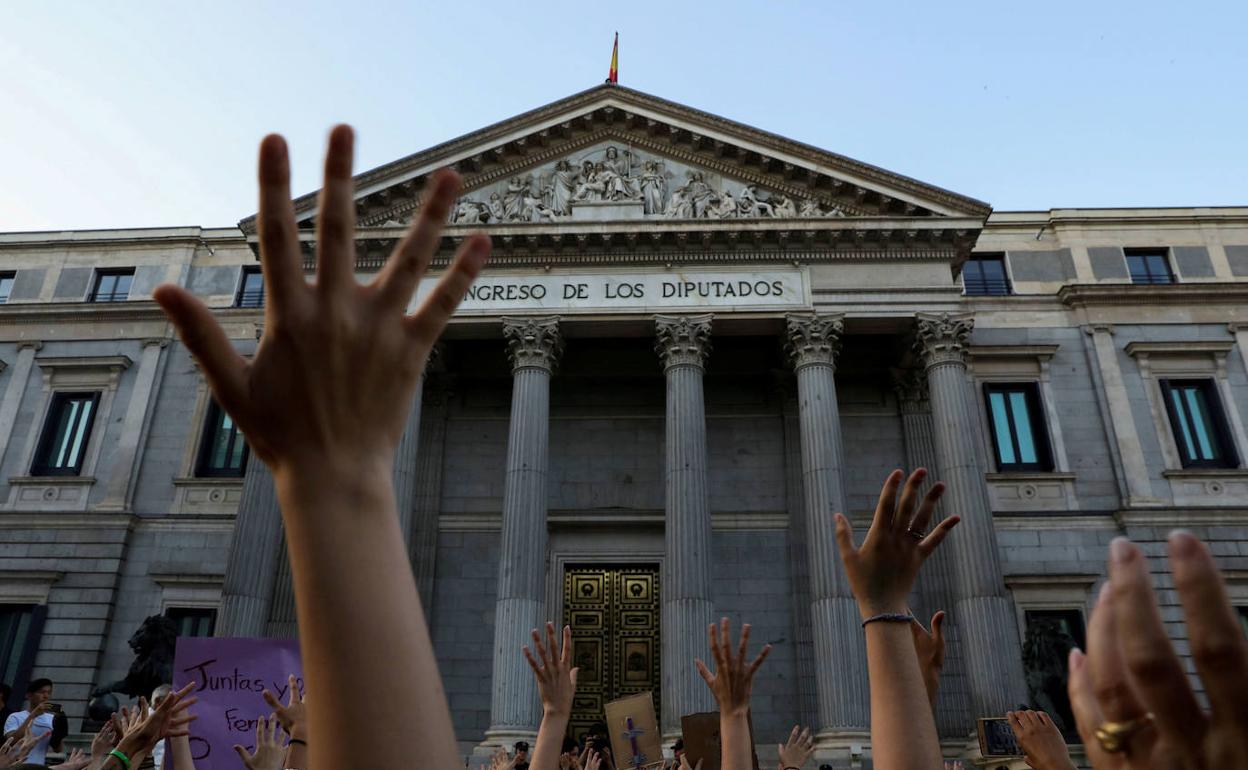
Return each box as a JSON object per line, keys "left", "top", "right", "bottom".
{"left": 169, "top": 735, "right": 194, "bottom": 770}
{"left": 284, "top": 738, "right": 307, "bottom": 770}
{"left": 531, "top": 708, "right": 569, "bottom": 770}
{"left": 865, "top": 623, "right": 941, "bottom": 770}
{"left": 277, "top": 462, "right": 457, "bottom": 770}
{"left": 719, "top": 712, "right": 753, "bottom": 770}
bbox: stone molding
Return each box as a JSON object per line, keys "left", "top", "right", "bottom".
{"left": 501, "top": 316, "right": 563, "bottom": 372}
{"left": 1060, "top": 282, "right": 1248, "bottom": 308}
{"left": 784, "top": 313, "right": 844, "bottom": 370}
{"left": 654, "top": 314, "right": 713, "bottom": 370}
{"left": 913, "top": 312, "right": 974, "bottom": 369}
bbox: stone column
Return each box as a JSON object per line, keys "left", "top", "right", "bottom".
{"left": 914, "top": 313, "right": 1028, "bottom": 717}
{"left": 655, "top": 314, "right": 716, "bottom": 736}
{"left": 0, "top": 342, "right": 41, "bottom": 469}
{"left": 100, "top": 338, "right": 169, "bottom": 510}
{"left": 411, "top": 375, "right": 452, "bottom": 612}
{"left": 894, "top": 368, "right": 969, "bottom": 737}
{"left": 394, "top": 346, "right": 440, "bottom": 543}
{"left": 218, "top": 459, "right": 282, "bottom": 637}
{"left": 784, "top": 314, "right": 869, "bottom": 748}
{"left": 485, "top": 317, "right": 563, "bottom": 746}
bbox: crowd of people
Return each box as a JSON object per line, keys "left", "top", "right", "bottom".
{"left": 5, "top": 126, "right": 1247, "bottom": 769}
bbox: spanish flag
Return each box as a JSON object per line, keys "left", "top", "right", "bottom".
{"left": 606, "top": 33, "right": 618, "bottom": 84}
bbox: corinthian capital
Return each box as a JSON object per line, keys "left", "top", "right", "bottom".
{"left": 914, "top": 312, "right": 974, "bottom": 368}
{"left": 892, "top": 367, "right": 929, "bottom": 413}
{"left": 785, "top": 313, "right": 845, "bottom": 370}
{"left": 502, "top": 316, "right": 563, "bottom": 373}
{"left": 655, "top": 314, "right": 713, "bottom": 370}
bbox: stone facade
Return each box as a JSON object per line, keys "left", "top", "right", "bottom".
{"left": 1, "top": 86, "right": 1247, "bottom": 764}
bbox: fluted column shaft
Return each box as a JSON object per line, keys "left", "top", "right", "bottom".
{"left": 395, "top": 349, "right": 439, "bottom": 544}
{"left": 785, "top": 314, "right": 869, "bottom": 741}
{"left": 218, "top": 460, "right": 282, "bottom": 636}
{"left": 656, "top": 314, "right": 716, "bottom": 736}
{"left": 895, "top": 369, "right": 969, "bottom": 737}
{"left": 915, "top": 313, "right": 1028, "bottom": 718}
{"left": 487, "top": 318, "right": 563, "bottom": 742}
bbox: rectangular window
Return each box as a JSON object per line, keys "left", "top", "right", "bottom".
{"left": 0, "top": 604, "right": 47, "bottom": 705}
{"left": 32, "top": 392, "right": 101, "bottom": 476}
{"left": 962, "top": 254, "right": 1011, "bottom": 296}
{"left": 1023, "top": 609, "right": 1085, "bottom": 740}
{"left": 1160, "top": 379, "right": 1239, "bottom": 468}
{"left": 90, "top": 269, "right": 135, "bottom": 302}
{"left": 235, "top": 267, "right": 264, "bottom": 308}
{"left": 983, "top": 383, "right": 1054, "bottom": 472}
{"left": 0, "top": 272, "right": 15, "bottom": 304}
{"left": 1125, "top": 249, "right": 1174, "bottom": 285}
{"left": 166, "top": 607, "right": 217, "bottom": 638}
{"left": 195, "top": 400, "right": 249, "bottom": 477}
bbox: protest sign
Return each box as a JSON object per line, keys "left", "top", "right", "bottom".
{"left": 171, "top": 637, "right": 303, "bottom": 770}
{"left": 605, "top": 692, "right": 662, "bottom": 770}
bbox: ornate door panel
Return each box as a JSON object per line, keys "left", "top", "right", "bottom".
{"left": 563, "top": 565, "right": 661, "bottom": 741}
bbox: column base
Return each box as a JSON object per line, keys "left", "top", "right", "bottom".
{"left": 812, "top": 729, "right": 871, "bottom": 765}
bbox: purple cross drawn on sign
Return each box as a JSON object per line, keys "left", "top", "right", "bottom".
{"left": 622, "top": 716, "right": 646, "bottom": 769}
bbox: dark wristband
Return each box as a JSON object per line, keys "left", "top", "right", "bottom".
{"left": 288, "top": 738, "right": 307, "bottom": 746}
{"left": 861, "top": 612, "right": 914, "bottom": 627}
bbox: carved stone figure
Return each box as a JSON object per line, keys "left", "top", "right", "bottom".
{"left": 551, "top": 160, "right": 577, "bottom": 214}
{"left": 772, "top": 194, "right": 797, "bottom": 219}
{"left": 684, "top": 172, "right": 716, "bottom": 218}
{"left": 503, "top": 176, "right": 532, "bottom": 220}
{"left": 639, "top": 161, "right": 666, "bottom": 215}
{"left": 663, "top": 185, "right": 692, "bottom": 219}
{"left": 487, "top": 193, "right": 506, "bottom": 223}
{"left": 799, "top": 198, "right": 823, "bottom": 217}
{"left": 453, "top": 199, "right": 486, "bottom": 225}
{"left": 707, "top": 190, "right": 737, "bottom": 219}
{"left": 88, "top": 615, "right": 178, "bottom": 723}
{"left": 573, "top": 163, "right": 607, "bottom": 202}
{"left": 738, "top": 185, "right": 774, "bottom": 218}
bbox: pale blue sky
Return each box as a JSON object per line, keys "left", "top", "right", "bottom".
{"left": 2, "top": 1, "right": 1243, "bottom": 231}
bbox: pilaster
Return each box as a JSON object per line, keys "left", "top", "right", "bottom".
{"left": 1083, "top": 324, "right": 1161, "bottom": 506}
{"left": 99, "top": 338, "right": 169, "bottom": 511}
{"left": 0, "top": 342, "right": 41, "bottom": 472}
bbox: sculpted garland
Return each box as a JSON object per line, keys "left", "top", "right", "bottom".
{"left": 450, "top": 144, "right": 847, "bottom": 224}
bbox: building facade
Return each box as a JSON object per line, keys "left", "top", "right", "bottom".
{"left": 1, "top": 86, "right": 1247, "bottom": 762}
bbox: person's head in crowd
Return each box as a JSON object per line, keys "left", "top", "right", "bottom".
{"left": 672, "top": 738, "right": 685, "bottom": 762}
{"left": 24, "top": 679, "right": 52, "bottom": 709}
{"left": 514, "top": 740, "right": 530, "bottom": 764}
{"left": 561, "top": 736, "right": 578, "bottom": 756}
{"left": 150, "top": 683, "right": 172, "bottom": 708}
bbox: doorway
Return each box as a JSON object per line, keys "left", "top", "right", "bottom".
{"left": 562, "top": 564, "right": 661, "bottom": 741}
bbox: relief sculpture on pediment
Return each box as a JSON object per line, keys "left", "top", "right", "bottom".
{"left": 449, "top": 142, "right": 846, "bottom": 225}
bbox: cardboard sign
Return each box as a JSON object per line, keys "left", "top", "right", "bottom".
{"left": 678, "top": 711, "right": 759, "bottom": 770}
{"left": 171, "top": 637, "right": 303, "bottom": 770}
{"left": 605, "top": 692, "right": 662, "bottom": 770}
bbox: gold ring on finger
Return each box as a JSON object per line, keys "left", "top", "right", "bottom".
{"left": 1094, "top": 712, "right": 1154, "bottom": 754}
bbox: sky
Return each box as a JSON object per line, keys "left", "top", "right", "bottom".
{"left": 1, "top": 0, "right": 1244, "bottom": 232}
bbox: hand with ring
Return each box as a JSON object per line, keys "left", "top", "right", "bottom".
{"left": 1068, "top": 533, "right": 1248, "bottom": 767}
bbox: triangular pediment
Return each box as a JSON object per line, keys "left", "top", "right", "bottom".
{"left": 238, "top": 85, "right": 991, "bottom": 235}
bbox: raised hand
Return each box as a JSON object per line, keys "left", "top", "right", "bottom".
{"left": 50, "top": 747, "right": 89, "bottom": 770}
{"left": 696, "top": 618, "right": 772, "bottom": 716}
{"left": 0, "top": 734, "right": 37, "bottom": 769}
{"left": 489, "top": 746, "right": 518, "bottom": 770}
{"left": 1068, "top": 534, "right": 1248, "bottom": 768}
{"left": 233, "top": 714, "right": 288, "bottom": 770}
{"left": 152, "top": 129, "right": 489, "bottom": 482}
{"left": 262, "top": 675, "right": 307, "bottom": 739}
{"left": 90, "top": 721, "right": 119, "bottom": 761}
{"left": 834, "top": 469, "right": 959, "bottom": 618}
{"left": 120, "top": 683, "right": 198, "bottom": 750}
{"left": 1006, "top": 711, "right": 1075, "bottom": 770}
{"left": 909, "top": 610, "right": 947, "bottom": 706}
{"left": 524, "top": 623, "right": 579, "bottom": 716}
{"left": 583, "top": 748, "right": 602, "bottom": 770}
{"left": 776, "top": 725, "right": 814, "bottom": 770}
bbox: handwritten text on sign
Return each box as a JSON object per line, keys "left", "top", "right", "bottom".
{"left": 171, "top": 637, "right": 303, "bottom": 770}
{"left": 413, "top": 269, "right": 808, "bottom": 314}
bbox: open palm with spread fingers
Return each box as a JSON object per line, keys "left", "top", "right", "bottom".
{"left": 524, "top": 622, "right": 579, "bottom": 716}
{"left": 153, "top": 126, "right": 490, "bottom": 480}
{"left": 777, "top": 725, "right": 814, "bottom": 770}
{"left": 1068, "top": 533, "right": 1248, "bottom": 769}
{"left": 696, "top": 618, "right": 772, "bottom": 716}
{"left": 834, "top": 469, "right": 959, "bottom": 617}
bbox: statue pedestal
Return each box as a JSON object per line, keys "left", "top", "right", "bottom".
{"left": 570, "top": 200, "right": 644, "bottom": 221}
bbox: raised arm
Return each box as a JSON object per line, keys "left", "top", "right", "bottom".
{"left": 695, "top": 618, "right": 771, "bottom": 770}
{"left": 834, "top": 469, "right": 959, "bottom": 770}
{"left": 153, "top": 127, "right": 490, "bottom": 770}
{"left": 524, "top": 623, "right": 579, "bottom": 770}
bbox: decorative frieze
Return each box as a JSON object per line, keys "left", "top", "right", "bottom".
{"left": 502, "top": 316, "right": 563, "bottom": 372}
{"left": 784, "top": 313, "right": 844, "bottom": 370}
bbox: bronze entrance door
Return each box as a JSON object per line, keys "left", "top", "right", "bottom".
{"left": 562, "top": 565, "right": 661, "bottom": 741}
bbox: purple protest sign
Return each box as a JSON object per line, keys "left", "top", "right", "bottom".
{"left": 171, "top": 637, "right": 303, "bottom": 770}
